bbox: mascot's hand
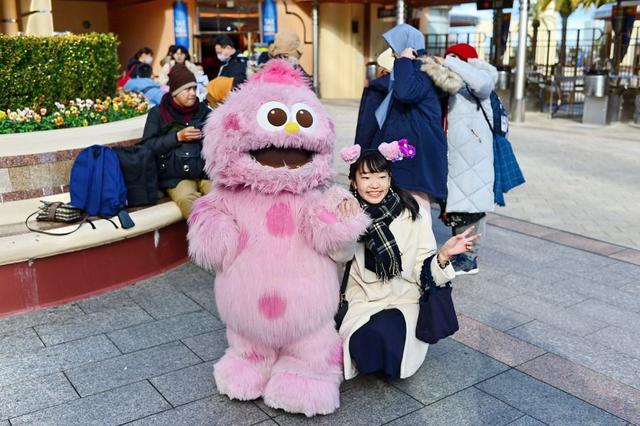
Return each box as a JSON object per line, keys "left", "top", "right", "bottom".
{"left": 336, "top": 198, "right": 362, "bottom": 219}
{"left": 188, "top": 194, "right": 240, "bottom": 272}
{"left": 300, "top": 186, "right": 371, "bottom": 255}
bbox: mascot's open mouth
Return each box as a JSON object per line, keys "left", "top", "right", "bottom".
{"left": 250, "top": 146, "right": 313, "bottom": 169}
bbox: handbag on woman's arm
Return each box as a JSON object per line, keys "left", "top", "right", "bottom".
{"left": 415, "top": 255, "right": 459, "bottom": 344}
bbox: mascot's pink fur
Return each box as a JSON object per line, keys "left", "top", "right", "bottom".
{"left": 187, "top": 60, "right": 369, "bottom": 417}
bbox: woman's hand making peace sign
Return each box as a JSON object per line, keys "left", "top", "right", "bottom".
{"left": 438, "top": 226, "right": 481, "bottom": 263}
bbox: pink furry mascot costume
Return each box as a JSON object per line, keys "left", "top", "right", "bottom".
{"left": 187, "top": 60, "right": 370, "bottom": 416}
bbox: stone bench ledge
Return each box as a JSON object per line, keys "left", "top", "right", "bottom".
{"left": 0, "top": 196, "right": 183, "bottom": 266}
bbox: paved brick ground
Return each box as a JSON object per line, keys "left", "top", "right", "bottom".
{"left": 1, "top": 216, "right": 639, "bottom": 425}
{"left": 1, "top": 102, "right": 639, "bottom": 425}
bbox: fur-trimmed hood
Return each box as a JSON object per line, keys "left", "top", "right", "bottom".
{"left": 419, "top": 56, "right": 463, "bottom": 94}
{"left": 419, "top": 56, "right": 499, "bottom": 94}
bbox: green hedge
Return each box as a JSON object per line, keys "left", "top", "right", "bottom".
{"left": 0, "top": 33, "right": 119, "bottom": 111}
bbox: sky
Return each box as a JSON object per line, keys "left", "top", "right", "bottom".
{"left": 449, "top": 1, "right": 602, "bottom": 30}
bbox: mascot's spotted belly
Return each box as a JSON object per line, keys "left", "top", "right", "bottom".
{"left": 187, "top": 60, "right": 369, "bottom": 417}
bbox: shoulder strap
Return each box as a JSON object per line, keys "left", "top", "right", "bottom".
{"left": 339, "top": 260, "right": 353, "bottom": 297}
{"left": 467, "top": 85, "right": 494, "bottom": 135}
{"left": 25, "top": 211, "right": 96, "bottom": 236}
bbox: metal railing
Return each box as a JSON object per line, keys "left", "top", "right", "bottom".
{"left": 425, "top": 29, "right": 640, "bottom": 119}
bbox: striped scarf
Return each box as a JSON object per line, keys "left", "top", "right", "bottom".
{"left": 361, "top": 190, "right": 403, "bottom": 281}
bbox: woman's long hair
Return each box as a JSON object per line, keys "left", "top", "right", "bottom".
{"left": 173, "top": 45, "right": 191, "bottom": 62}
{"left": 348, "top": 149, "right": 420, "bottom": 220}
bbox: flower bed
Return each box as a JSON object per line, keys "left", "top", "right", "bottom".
{"left": 0, "top": 92, "right": 149, "bottom": 134}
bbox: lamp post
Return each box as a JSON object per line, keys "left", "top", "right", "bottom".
{"left": 512, "top": 0, "right": 529, "bottom": 122}
{"left": 397, "top": 0, "right": 405, "bottom": 24}
{"left": 312, "top": 0, "right": 319, "bottom": 94}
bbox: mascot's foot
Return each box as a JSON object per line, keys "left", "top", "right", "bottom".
{"left": 214, "top": 353, "right": 269, "bottom": 401}
{"left": 263, "top": 372, "right": 340, "bottom": 417}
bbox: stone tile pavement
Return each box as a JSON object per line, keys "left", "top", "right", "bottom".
{"left": 1, "top": 101, "right": 640, "bottom": 424}
{"left": 1, "top": 213, "right": 639, "bottom": 425}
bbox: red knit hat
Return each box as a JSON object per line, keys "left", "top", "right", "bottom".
{"left": 444, "top": 43, "right": 478, "bottom": 62}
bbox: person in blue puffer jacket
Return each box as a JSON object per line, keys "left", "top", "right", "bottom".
{"left": 124, "top": 64, "right": 165, "bottom": 106}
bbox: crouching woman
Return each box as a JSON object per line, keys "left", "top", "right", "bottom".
{"left": 338, "top": 144, "right": 478, "bottom": 380}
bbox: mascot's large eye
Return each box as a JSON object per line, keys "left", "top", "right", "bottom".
{"left": 257, "top": 101, "right": 290, "bottom": 131}
{"left": 268, "top": 109, "right": 288, "bottom": 126}
{"left": 291, "top": 103, "right": 317, "bottom": 132}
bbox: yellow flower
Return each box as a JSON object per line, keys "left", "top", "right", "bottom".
{"left": 101, "top": 115, "right": 107, "bottom": 123}
{"left": 64, "top": 110, "right": 70, "bottom": 117}
{"left": 34, "top": 114, "right": 41, "bottom": 123}
{"left": 54, "top": 116, "right": 64, "bottom": 126}
{"left": 90, "top": 112, "right": 96, "bottom": 118}
{"left": 40, "top": 108, "right": 47, "bottom": 116}
{"left": 9, "top": 112, "right": 18, "bottom": 120}
{"left": 112, "top": 105, "right": 119, "bottom": 112}
{"left": 82, "top": 120, "right": 89, "bottom": 127}
{"left": 0, "top": 111, "right": 6, "bottom": 120}
{"left": 70, "top": 106, "right": 78, "bottom": 114}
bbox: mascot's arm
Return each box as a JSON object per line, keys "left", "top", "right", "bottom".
{"left": 328, "top": 241, "right": 357, "bottom": 263}
{"left": 187, "top": 193, "right": 239, "bottom": 272}
{"left": 299, "top": 186, "right": 370, "bottom": 256}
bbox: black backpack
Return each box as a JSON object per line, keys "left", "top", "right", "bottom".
{"left": 113, "top": 145, "right": 159, "bottom": 207}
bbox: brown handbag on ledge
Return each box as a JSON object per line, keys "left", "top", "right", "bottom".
{"left": 25, "top": 201, "right": 95, "bottom": 236}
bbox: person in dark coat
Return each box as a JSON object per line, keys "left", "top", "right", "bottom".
{"left": 117, "top": 47, "right": 153, "bottom": 88}
{"left": 141, "top": 63, "right": 212, "bottom": 219}
{"left": 354, "top": 24, "right": 449, "bottom": 207}
{"left": 214, "top": 35, "right": 247, "bottom": 88}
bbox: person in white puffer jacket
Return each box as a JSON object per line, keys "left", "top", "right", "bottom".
{"left": 436, "top": 43, "right": 498, "bottom": 276}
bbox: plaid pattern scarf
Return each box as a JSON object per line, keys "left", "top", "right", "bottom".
{"left": 361, "top": 190, "right": 404, "bottom": 281}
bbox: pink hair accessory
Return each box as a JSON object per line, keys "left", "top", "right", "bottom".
{"left": 397, "top": 138, "right": 416, "bottom": 159}
{"left": 378, "top": 141, "right": 402, "bottom": 161}
{"left": 340, "top": 145, "right": 361, "bottom": 164}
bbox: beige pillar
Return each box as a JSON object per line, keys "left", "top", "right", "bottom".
{"left": 21, "top": 0, "right": 53, "bottom": 36}
{"left": 1, "top": 0, "right": 20, "bottom": 35}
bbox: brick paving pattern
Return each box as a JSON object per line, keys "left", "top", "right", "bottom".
{"left": 1, "top": 102, "right": 639, "bottom": 424}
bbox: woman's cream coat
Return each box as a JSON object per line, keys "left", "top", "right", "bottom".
{"left": 339, "top": 207, "right": 455, "bottom": 379}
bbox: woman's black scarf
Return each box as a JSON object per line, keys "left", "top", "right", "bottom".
{"left": 360, "top": 189, "right": 404, "bottom": 281}
{"left": 159, "top": 92, "right": 200, "bottom": 125}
